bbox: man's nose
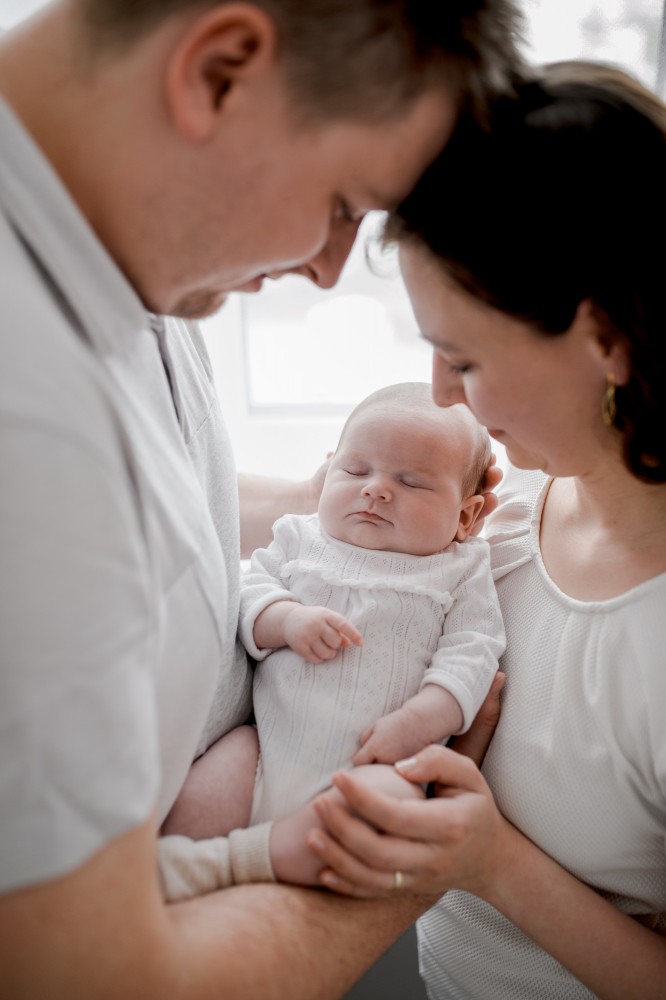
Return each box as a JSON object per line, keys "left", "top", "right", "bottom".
{"left": 298, "top": 217, "right": 362, "bottom": 289}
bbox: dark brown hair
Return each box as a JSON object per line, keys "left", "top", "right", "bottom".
{"left": 387, "top": 60, "right": 666, "bottom": 482}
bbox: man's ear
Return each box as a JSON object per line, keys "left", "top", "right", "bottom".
{"left": 455, "top": 494, "right": 485, "bottom": 542}
{"left": 164, "top": 4, "right": 278, "bottom": 141}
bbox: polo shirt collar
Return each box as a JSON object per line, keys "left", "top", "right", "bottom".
{"left": 0, "top": 97, "right": 148, "bottom": 355}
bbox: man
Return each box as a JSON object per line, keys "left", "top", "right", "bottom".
{"left": 0, "top": 1, "right": 520, "bottom": 995}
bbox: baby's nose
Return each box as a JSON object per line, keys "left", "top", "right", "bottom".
{"left": 362, "top": 476, "right": 392, "bottom": 501}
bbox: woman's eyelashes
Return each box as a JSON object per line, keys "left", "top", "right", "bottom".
{"left": 448, "top": 361, "right": 473, "bottom": 375}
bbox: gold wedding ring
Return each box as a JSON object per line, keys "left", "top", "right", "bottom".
{"left": 392, "top": 869, "right": 404, "bottom": 892}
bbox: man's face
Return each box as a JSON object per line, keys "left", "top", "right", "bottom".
{"left": 151, "top": 85, "right": 456, "bottom": 318}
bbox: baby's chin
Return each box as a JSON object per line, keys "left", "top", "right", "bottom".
{"left": 324, "top": 522, "right": 444, "bottom": 558}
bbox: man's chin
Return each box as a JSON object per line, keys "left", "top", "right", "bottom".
{"left": 170, "top": 290, "right": 231, "bottom": 320}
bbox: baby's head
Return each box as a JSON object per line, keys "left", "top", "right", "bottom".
{"left": 319, "top": 382, "right": 491, "bottom": 556}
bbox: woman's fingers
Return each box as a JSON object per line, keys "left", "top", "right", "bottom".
{"left": 450, "top": 672, "right": 505, "bottom": 766}
{"left": 393, "top": 744, "right": 488, "bottom": 802}
{"left": 308, "top": 796, "right": 432, "bottom": 897}
{"left": 483, "top": 457, "right": 503, "bottom": 491}
{"left": 315, "top": 750, "right": 484, "bottom": 848}
{"left": 307, "top": 750, "right": 508, "bottom": 902}
{"left": 307, "top": 821, "right": 396, "bottom": 897}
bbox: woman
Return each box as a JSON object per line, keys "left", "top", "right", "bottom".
{"left": 306, "top": 61, "right": 666, "bottom": 998}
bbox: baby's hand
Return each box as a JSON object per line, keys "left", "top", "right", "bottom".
{"left": 283, "top": 605, "right": 363, "bottom": 664}
{"left": 353, "top": 705, "right": 430, "bottom": 766}
{"left": 353, "top": 686, "right": 462, "bottom": 765}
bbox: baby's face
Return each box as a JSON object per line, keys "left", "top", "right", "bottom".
{"left": 319, "top": 407, "right": 476, "bottom": 556}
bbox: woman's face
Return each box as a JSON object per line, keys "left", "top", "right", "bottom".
{"left": 399, "top": 244, "right": 616, "bottom": 479}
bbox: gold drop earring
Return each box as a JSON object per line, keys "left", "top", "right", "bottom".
{"left": 601, "top": 372, "right": 617, "bottom": 427}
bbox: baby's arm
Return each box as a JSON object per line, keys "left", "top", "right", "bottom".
{"left": 254, "top": 600, "right": 363, "bottom": 664}
{"left": 353, "top": 684, "right": 463, "bottom": 766}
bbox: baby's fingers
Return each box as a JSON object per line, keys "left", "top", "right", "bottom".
{"left": 304, "top": 632, "right": 346, "bottom": 662}
{"left": 334, "top": 617, "right": 363, "bottom": 648}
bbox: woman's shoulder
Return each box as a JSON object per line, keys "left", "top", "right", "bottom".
{"left": 484, "top": 465, "right": 549, "bottom": 581}
{"left": 489, "top": 465, "right": 548, "bottom": 530}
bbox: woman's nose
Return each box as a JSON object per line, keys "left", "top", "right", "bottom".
{"left": 432, "top": 354, "right": 467, "bottom": 407}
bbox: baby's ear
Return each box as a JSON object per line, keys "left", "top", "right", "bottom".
{"left": 455, "top": 494, "right": 485, "bottom": 542}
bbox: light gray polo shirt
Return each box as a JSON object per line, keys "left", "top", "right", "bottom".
{"left": 0, "top": 98, "right": 252, "bottom": 892}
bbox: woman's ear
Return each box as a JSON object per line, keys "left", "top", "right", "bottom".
{"left": 164, "top": 4, "right": 278, "bottom": 141}
{"left": 455, "top": 494, "right": 485, "bottom": 542}
{"left": 576, "top": 299, "right": 631, "bottom": 387}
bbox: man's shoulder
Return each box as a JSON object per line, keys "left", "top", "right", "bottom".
{"left": 0, "top": 211, "right": 123, "bottom": 459}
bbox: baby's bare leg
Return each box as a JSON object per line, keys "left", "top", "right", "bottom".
{"left": 161, "top": 725, "right": 259, "bottom": 839}
{"left": 270, "top": 764, "right": 424, "bottom": 886}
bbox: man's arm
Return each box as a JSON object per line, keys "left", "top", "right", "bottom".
{"left": 0, "top": 816, "right": 425, "bottom": 1000}
{"left": 238, "top": 465, "right": 329, "bottom": 558}
{"left": 1, "top": 679, "right": 508, "bottom": 997}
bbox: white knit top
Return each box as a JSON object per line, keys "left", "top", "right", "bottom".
{"left": 240, "top": 514, "right": 504, "bottom": 823}
{"left": 418, "top": 467, "right": 666, "bottom": 999}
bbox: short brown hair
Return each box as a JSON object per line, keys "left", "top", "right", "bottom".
{"left": 77, "top": 0, "right": 524, "bottom": 122}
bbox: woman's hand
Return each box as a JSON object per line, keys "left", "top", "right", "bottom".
{"left": 450, "top": 671, "right": 504, "bottom": 766}
{"left": 471, "top": 454, "right": 503, "bottom": 533}
{"left": 308, "top": 745, "right": 510, "bottom": 900}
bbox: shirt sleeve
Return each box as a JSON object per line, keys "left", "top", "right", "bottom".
{"left": 0, "top": 422, "right": 159, "bottom": 892}
{"left": 158, "top": 822, "right": 275, "bottom": 901}
{"left": 238, "top": 516, "right": 300, "bottom": 660}
{"left": 421, "top": 539, "right": 506, "bottom": 733}
{"left": 484, "top": 465, "right": 547, "bottom": 583}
